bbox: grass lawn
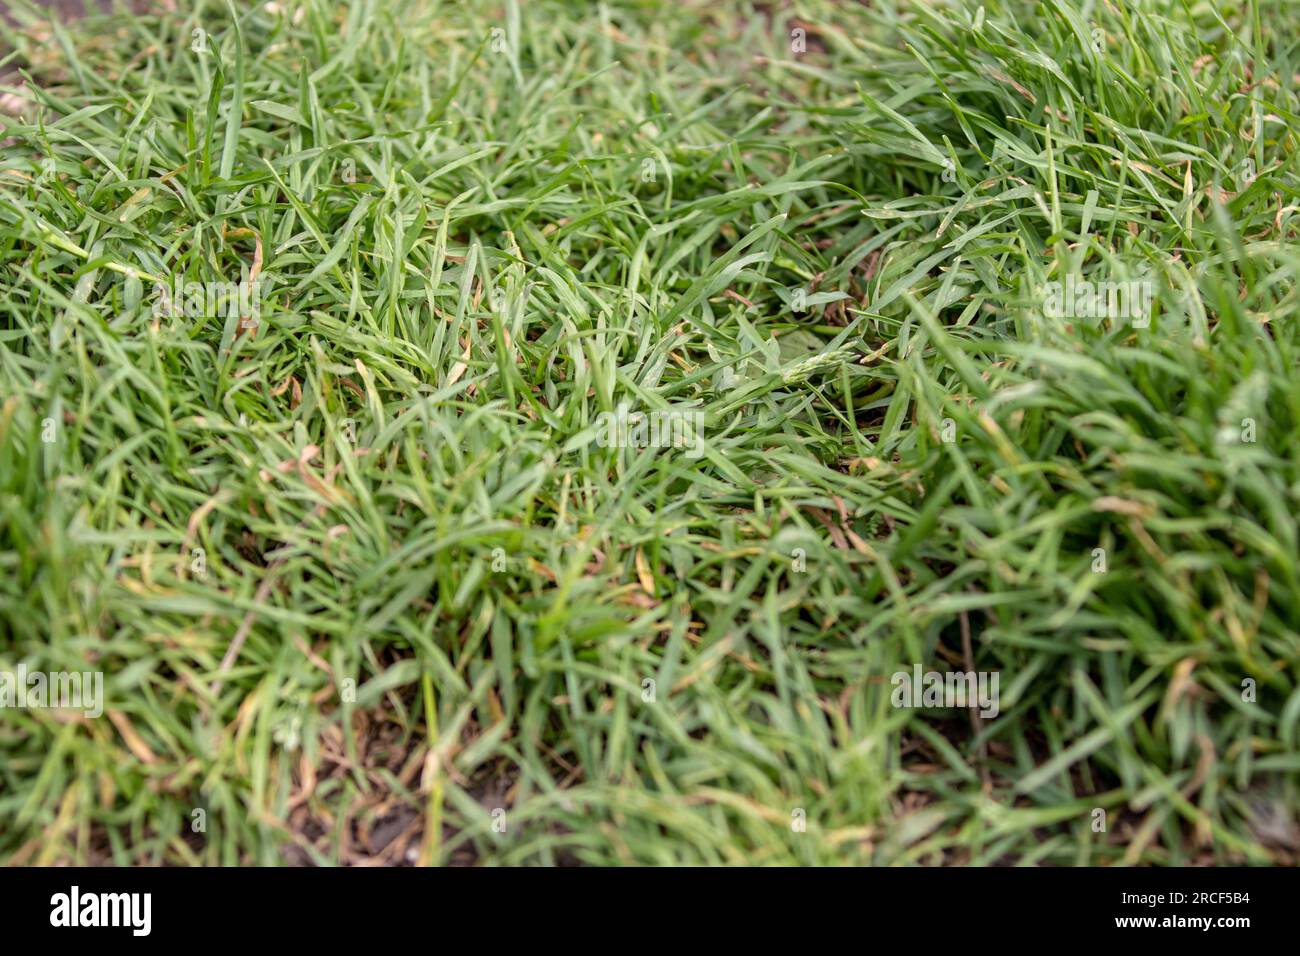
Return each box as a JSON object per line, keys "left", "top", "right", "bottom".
{"left": 1, "top": 0, "right": 1298, "bottom": 866}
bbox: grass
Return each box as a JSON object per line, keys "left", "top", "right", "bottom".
{"left": 0, "top": 0, "right": 1298, "bottom": 866}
